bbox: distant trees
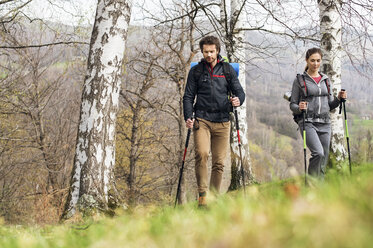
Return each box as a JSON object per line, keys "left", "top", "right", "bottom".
{"left": 155, "top": 7, "right": 199, "bottom": 205}
{"left": 0, "top": 20, "right": 83, "bottom": 222}
{"left": 0, "top": 0, "right": 33, "bottom": 25}
{"left": 339, "top": 0, "right": 373, "bottom": 74}
{"left": 116, "top": 44, "right": 167, "bottom": 205}
{"left": 138, "top": 0, "right": 202, "bottom": 204}
{"left": 0, "top": 0, "right": 89, "bottom": 50}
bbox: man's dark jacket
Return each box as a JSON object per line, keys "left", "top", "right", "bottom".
{"left": 183, "top": 56, "right": 245, "bottom": 122}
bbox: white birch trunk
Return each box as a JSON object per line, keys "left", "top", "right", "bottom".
{"left": 62, "top": 0, "right": 132, "bottom": 219}
{"left": 319, "top": 0, "right": 347, "bottom": 166}
{"left": 228, "top": 0, "right": 254, "bottom": 190}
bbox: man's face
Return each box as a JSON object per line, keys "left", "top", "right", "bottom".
{"left": 202, "top": 44, "right": 218, "bottom": 64}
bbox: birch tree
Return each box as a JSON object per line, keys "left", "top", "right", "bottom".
{"left": 318, "top": 0, "right": 347, "bottom": 166}
{"left": 62, "top": 0, "right": 132, "bottom": 219}
{"left": 219, "top": 0, "right": 254, "bottom": 189}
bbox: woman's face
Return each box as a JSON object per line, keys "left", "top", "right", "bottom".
{"left": 306, "top": 53, "right": 322, "bottom": 73}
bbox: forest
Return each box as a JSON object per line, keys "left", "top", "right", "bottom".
{"left": 0, "top": 0, "right": 372, "bottom": 229}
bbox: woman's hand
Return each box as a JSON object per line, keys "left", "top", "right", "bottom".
{"left": 299, "top": 101, "right": 308, "bottom": 111}
{"left": 338, "top": 90, "right": 347, "bottom": 100}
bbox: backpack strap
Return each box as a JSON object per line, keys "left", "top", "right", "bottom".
{"left": 193, "top": 61, "right": 234, "bottom": 95}
{"left": 222, "top": 62, "right": 233, "bottom": 95}
{"left": 325, "top": 78, "right": 331, "bottom": 95}
{"left": 193, "top": 62, "right": 204, "bottom": 83}
{"left": 296, "top": 74, "right": 308, "bottom": 97}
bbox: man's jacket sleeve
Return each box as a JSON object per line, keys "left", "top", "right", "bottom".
{"left": 229, "top": 65, "right": 245, "bottom": 106}
{"left": 183, "top": 68, "right": 197, "bottom": 121}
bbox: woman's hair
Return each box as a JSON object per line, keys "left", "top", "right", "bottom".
{"left": 199, "top": 36, "right": 221, "bottom": 53}
{"left": 306, "top": 47, "right": 323, "bottom": 60}
{"left": 305, "top": 47, "right": 323, "bottom": 71}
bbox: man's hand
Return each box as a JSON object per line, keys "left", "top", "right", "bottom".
{"left": 186, "top": 118, "right": 194, "bottom": 129}
{"left": 230, "top": 97, "right": 240, "bottom": 107}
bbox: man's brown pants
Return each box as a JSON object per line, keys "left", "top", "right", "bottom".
{"left": 194, "top": 118, "right": 230, "bottom": 194}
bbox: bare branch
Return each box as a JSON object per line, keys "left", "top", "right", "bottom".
{"left": 0, "top": 41, "right": 89, "bottom": 49}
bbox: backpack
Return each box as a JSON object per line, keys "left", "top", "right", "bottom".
{"left": 192, "top": 61, "right": 234, "bottom": 94}
{"left": 191, "top": 60, "right": 237, "bottom": 113}
{"left": 283, "top": 74, "right": 331, "bottom": 102}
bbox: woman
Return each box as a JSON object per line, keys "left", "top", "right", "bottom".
{"left": 290, "top": 47, "right": 347, "bottom": 178}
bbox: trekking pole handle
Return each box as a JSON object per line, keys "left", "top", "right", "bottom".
{"left": 185, "top": 116, "right": 193, "bottom": 147}
{"left": 341, "top": 89, "right": 346, "bottom": 102}
{"left": 231, "top": 95, "right": 240, "bottom": 130}
{"left": 339, "top": 89, "right": 346, "bottom": 114}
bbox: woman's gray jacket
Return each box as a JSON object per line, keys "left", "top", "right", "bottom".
{"left": 290, "top": 72, "right": 340, "bottom": 123}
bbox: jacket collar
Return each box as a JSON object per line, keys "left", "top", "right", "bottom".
{"left": 303, "top": 71, "right": 329, "bottom": 82}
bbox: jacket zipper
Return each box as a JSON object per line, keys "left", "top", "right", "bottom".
{"left": 318, "top": 83, "right": 321, "bottom": 115}
{"left": 306, "top": 73, "right": 323, "bottom": 115}
{"left": 208, "top": 64, "right": 215, "bottom": 108}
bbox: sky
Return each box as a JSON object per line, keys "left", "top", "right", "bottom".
{"left": 26, "top": 0, "right": 97, "bottom": 27}
{"left": 25, "top": 0, "right": 158, "bottom": 27}
{"left": 21, "top": 0, "right": 373, "bottom": 40}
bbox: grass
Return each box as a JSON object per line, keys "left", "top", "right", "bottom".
{"left": 348, "top": 117, "right": 373, "bottom": 139}
{"left": 0, "top": 73, "right": 7, "bottom": 79}
{"left": 1, "top": 163, "right": 373, "bottom": 248}
{"left": 356, "top": 119, "right": 373, "bottom": 128}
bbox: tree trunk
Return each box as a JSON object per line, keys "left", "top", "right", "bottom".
{"left": 128, "top": 104, "right": 140, "bottom": 204}
{"left": 62, "top": 0, "right": 132, "bottom": 219}
{"left": 224, "top": 0, "right": 254, "bottom": 190}
{"left": 319, "top": 0, "right": 346, "bottom": 168}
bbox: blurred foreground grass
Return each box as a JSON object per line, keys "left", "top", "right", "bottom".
{"left": 1, "top": 163, "right": 373, "bottom": 248}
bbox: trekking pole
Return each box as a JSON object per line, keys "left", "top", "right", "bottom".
{"left": 233, "top": 106, "right": 246, "bottom": 195}
{"left": 302, "top": 110, "right": 307, "bottom": 186}
{"left": 339, "top": 89, "right": 352, "bottom": 175}
{"left": 174, "top": 120, "right": 192, "bottom": 207}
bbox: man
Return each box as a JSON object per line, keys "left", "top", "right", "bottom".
{"left": 183, "top": 35, "right": 245, "bottom": 206}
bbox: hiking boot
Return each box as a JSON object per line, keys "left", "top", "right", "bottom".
{"left": 198, "top": 192, "right": 207, "bottom": 207}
